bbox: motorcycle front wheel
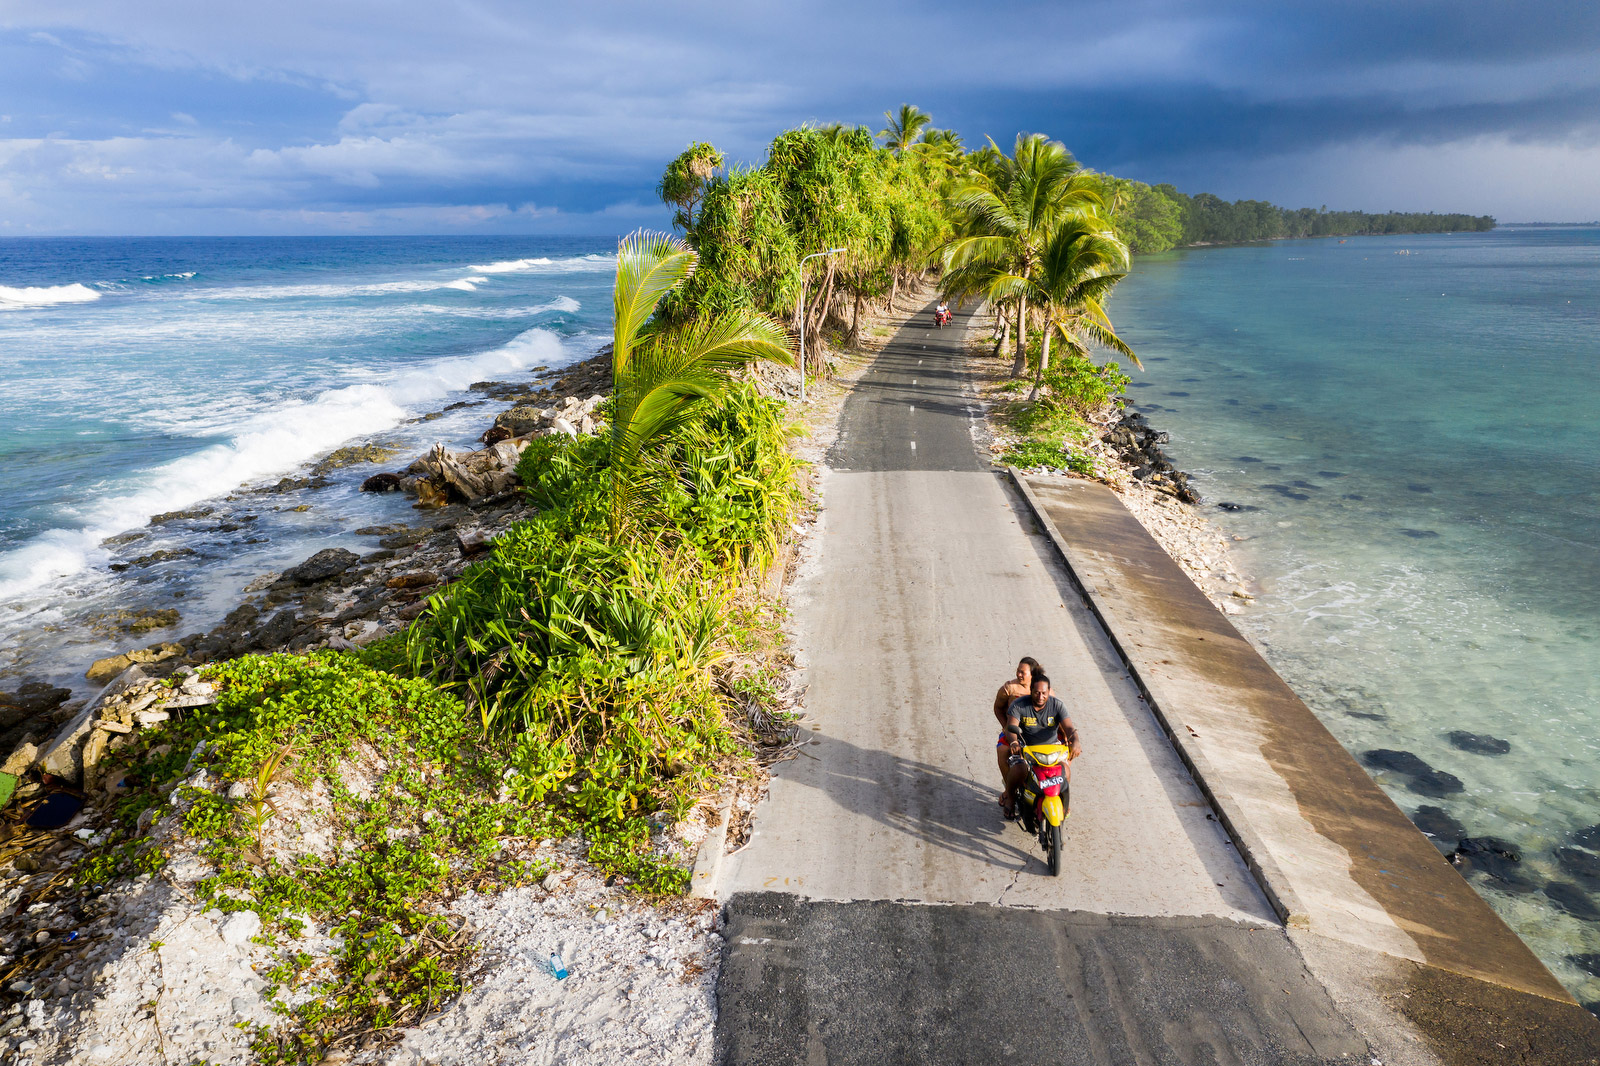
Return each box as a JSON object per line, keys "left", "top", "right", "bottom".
{"left": 1047, "top": 823, "right": 1062, "bottom": 876}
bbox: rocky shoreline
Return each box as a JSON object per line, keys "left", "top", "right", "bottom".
{"left": 976, "top": 378, "right": 1256, "bottom": 617}
{"left": 0, "top": 348, "right": 643, "bottom": 1057}
{"left": 0, "top": 351, "right": 614, "bottom": 796}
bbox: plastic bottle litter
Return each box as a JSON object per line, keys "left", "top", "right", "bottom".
{"left": 547, "top": 953, "right": 568, "bottom": 980}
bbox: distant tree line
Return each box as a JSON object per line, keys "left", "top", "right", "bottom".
{"left": 1102, "top": 178, "right": 1496, "bottom": 253}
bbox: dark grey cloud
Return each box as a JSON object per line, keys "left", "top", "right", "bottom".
{"left": 0, "top": 0, "right": 1596, "bottom": 232}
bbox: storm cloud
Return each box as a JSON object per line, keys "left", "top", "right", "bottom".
{"left": 1, "top": 0, "right": 1596, "bottom": 233}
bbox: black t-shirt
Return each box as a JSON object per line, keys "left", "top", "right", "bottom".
{"left": 1007, "top": 695, "right": 1069, "bottom": 746}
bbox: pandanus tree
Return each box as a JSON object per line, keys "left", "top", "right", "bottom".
{"left": 609, "top": 231, "right": 794, "bottom": 540}
{"left": 941, "top": 134, "right": 1107, "bottom": 376}
{"left": 657, "top": 143, "right": 726, "bottom": 233}
{"left": 986, "top": 220, "right": 1140, "bottom": 400}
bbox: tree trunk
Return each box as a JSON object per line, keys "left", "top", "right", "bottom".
{"left": 1010, "top": 295, "right": 1029, "bottom": 377}
{"left": 806, "top": 259, "right": 837, "bottom": 353}
{"left": 1029, "top": 322, "right": 1052, "bottom": 401}
{"left": 849, "top": 286, "right": 864, "bottom": 345}
{"left": 889, "top": 271, "right": 899, "bottom": 312}
{"left": 993, "top": 304, "right": 1010, "bottom": 358}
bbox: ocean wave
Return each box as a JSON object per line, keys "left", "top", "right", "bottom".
{"left": 442, "top": 275, "right": 491, "bottom": 292}
{"left": 0, "top": 327, "right": 578, "bottom": 600}
{"left": 140, "top": 272, "right": 197, "bottom": 282}
{"left": 469, "top": 254, "right": 615, "bottom": 274}
{"left": 0, "top": 283, "right": 102, "bottom": 309}
{"left": 533, "top": 296, "right": 581, "bottom": 314}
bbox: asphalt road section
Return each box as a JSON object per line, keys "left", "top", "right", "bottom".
{"left": 718, "top": 302, "right": 1272, "bottom": 920}
{"left": 717, "top": 893, "right": 1365, "bottom": 1066}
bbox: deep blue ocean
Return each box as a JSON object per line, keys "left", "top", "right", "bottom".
{"left": 1113, "top": 226, "right": 1600, "bottom": 1002}
{"left": 0, "top": 235, "right": 614, "bottom": 693}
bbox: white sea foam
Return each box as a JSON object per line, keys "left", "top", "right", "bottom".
{"left": 469, "top": 254, "right": 614, "bottom": 274}
{"left": 533, "top": 296, "right": 581, "bottom": 313}
{"left": 196, "top": 276, "right": 493, "bottom": 301}
{"left": 141, "top": 272, "right": 197, "bottom": 281}
{"left": 0, "top": 327, "right": 579, "bottom": 601}
{"left": 0, "top": 283, "right": 102, "bottom": 308}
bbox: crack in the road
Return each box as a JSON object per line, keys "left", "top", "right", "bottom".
{"left": 996, "top": 862, "right": 1023, "bottom": 907}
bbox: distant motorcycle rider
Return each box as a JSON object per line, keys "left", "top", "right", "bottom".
{"left": 1000, "top": 673, "right": 1080, "bottom": 817}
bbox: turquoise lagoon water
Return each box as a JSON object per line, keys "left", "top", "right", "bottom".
{"left": 1113, "top": 227, "right": 1600, "bottom": 1004}
{"left": 0, "top": 237, "right": 615, "bottom": 691}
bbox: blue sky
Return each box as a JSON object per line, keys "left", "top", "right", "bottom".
{"left": 1, "top": 1, "right": 1597, "bottom": 234}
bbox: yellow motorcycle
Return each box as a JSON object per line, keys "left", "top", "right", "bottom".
{"left": 1009, "top": 742, "right": 1075, "bottom": 876}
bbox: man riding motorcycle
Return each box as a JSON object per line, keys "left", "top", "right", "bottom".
{"left": 1001, "top": 672, "right": 1080, "bottom": 818}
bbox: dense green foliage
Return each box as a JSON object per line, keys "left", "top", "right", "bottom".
{"left": 1106, "top": 177, "right": 1495, "bottom": 252}
{"left": 658, "top": 120, "right": 951, "bottom": 346}
{"left": 407, "top": 379, "right": 799, "bottom": 872}
{"left": 607, "top": 231, "right": 794, "bottom": 538}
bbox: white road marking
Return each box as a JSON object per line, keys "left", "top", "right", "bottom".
{"left": 909, "top": 441, "right": 917, "bottom": 451}
{"left": 909, "top": 406, "right": 915, "bottom": 413}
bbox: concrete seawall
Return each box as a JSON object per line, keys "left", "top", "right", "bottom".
{"left": 1010, "top": 470, "right": 1600, "bottom": 1056}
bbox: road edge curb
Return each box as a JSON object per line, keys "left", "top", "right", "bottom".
{"left": 688, "top": 787, "right": 736, "bottom": 900}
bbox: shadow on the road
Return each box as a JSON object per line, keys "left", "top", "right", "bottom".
{"left": 788, "top": 730, "right": 1052, "bottom": 876}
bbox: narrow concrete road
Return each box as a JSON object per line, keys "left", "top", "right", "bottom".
{"left": 713, "top": 303, "right": 1369, "bottom": 1064}
{"left": 720, "top": 303, "right": 1269, "bottom": 918}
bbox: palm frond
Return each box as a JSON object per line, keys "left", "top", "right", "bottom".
{"left": 614, "top": 231, "right": 697, "bottom": 370}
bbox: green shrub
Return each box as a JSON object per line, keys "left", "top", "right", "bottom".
{"left": 1000, "top": 439, "right": 1097, "bottom": 477}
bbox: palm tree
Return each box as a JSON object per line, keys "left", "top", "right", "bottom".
{"left": 609, "top": 231, "right": 794, "bottom": 540}
{"left": 941, "top": 134, "right": 1107, "bottom": 376}
{"left": 879, "top": 104, "right": 932, "bottom": 156}
{"left": 985, "top": 220, "right": 1139, "bottom": 400}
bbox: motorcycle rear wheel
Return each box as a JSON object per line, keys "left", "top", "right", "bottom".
{"left": 1047, "top": 823, "right": 1062, "bottom": 876}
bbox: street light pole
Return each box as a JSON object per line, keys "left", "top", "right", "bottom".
{"left": 796, "top": 247, "right": 845, "bottom": 404}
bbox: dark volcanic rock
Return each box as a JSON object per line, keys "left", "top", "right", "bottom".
{"left": 1572, "top": 824, "right": 1600, "bottom": 851}
{"left": 150, "top": 506, "right": 215, "bottom": 524}
{"left": 1216, "top": 502, "right": 1260, "bottom": 512}
{"left": 379, "top": 529, "right": 428, "bottom": 549}
{"left": 1398, "top": 529, "right": 1440, "bottom": 539}
{"left": 1572, "top": 953, "right": 1600, "bottom": 978}
{"left": 1447, "top": 730, "right": 1510, "bottom": 756}
{"left": 1410, "top": 769, "right": 1465, "bottom": 797}
{"left": 1406, "top": 483, "right": 1433, "bottom": 493}
{"left": 481, "top": 424, "right": 513, "bottom": 446}
{"left": 12, "top": 680, "right": 72, "bottom": 716}
{"left": 1362, "top": 749, "right": 1433, "bottom": 776}
{"left": 109, "top": 547, "right": 198, "bottom": 572}
{"left": 1411, "top": 805, "right": 1465, "bottom": 848}
{"left": 360, "top": 472, "right": 404, "bottom": 493}
{"left": 278, "top": 548, "right": 360, "bottom": 585}
{"left": 249, "top": 609, "right": 299, "bottom": 650}
{"left": 1236, "top": 456, "right": 1262, "bottom": 463}
{"left": 1557, "top": 847, "right": 1600, "bottom": 889}
{"left": 1544, "top": 882, "right": 1600, "bottom": 920}
{"left": 1448, "top": 837, "right": 1536, "bottom": 892}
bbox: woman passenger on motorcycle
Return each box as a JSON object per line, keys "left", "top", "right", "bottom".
{"left": 994, "top": 657, "right": 1042, "bottom": 808}
{"left": 1001, "top": 673, "right": 1081, "bottom": 818}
